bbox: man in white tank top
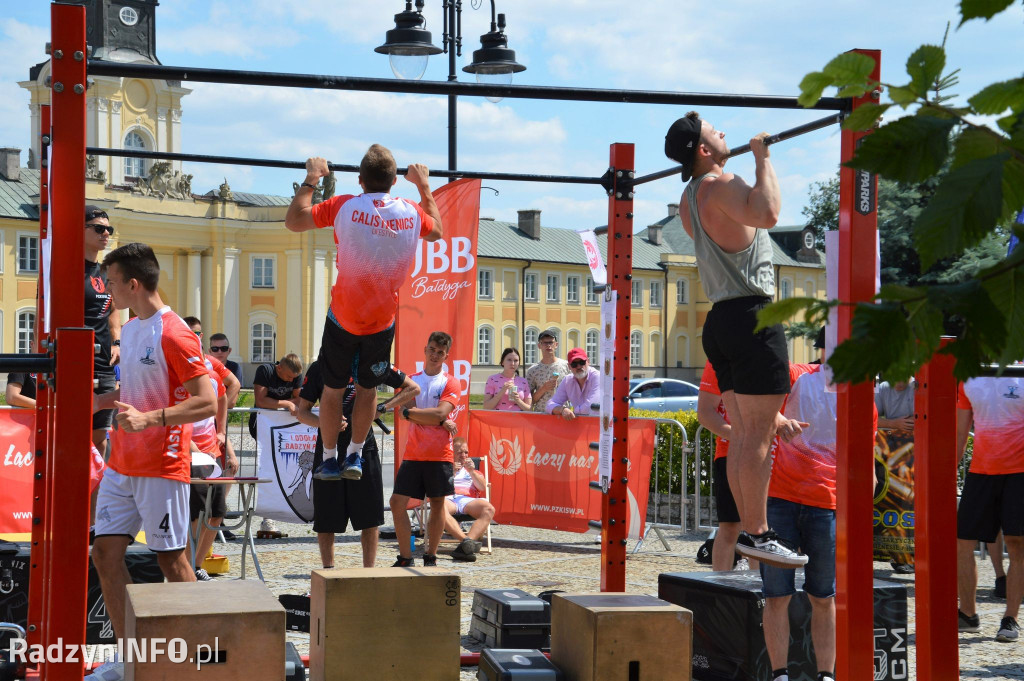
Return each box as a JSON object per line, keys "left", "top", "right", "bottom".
{"left": 666, "top": 113, "right": 806, "bottom": 569}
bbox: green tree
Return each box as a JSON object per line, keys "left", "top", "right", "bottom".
{"left": 762, "top": 1, "right": 1024, "bottom": 383}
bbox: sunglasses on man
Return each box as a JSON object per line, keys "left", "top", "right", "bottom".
{"left": 86, "top": 223, "right": 115, "bottom": 235}
{"left": 210, "top": 345, "right": 230, "bottom": 352}
{"left": 570, "top": 359, "right": 587, "bottom": 368}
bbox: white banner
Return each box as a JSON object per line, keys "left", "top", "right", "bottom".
{"left": 43, "top": 143, "right": 52, "bottom": 333}
{"left": 577, "top": 229, "right": 607, "bottom": 286}
{"left": 254, "top": 409, "right": 319, "bottom": 523}
{"left": 598, "top": 290, "right": 618, "bottom": 488}
{"left": 825, "top": 230, "right": 880, "bottom": 389}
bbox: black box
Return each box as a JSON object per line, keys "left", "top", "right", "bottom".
{"left": 0, "top": 541, "right": 163, "bottom": 645}
{"left": 279, "top": 594, "right": 311, "bottom": 632}
{"left": 285, "top": 641, "right": 305, "bottom": 681}
{"left": 477, "top": 649, "right": 563, "bottom": 681}
{"left": 471, "top": 589, "right": 550, "bottom": 650}
{"left": 658, "top": 570, "right": 908, "bottom": 681}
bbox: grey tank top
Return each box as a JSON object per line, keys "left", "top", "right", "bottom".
{"left": 686, "top": 172, "right": 775, "bottom": 302}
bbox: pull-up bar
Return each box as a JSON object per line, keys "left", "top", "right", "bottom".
{"left": 87, "top": 60, "right": 848, "bottom": 112}
{"left": 632, "top": 111, "right": 846, "bottom": 186}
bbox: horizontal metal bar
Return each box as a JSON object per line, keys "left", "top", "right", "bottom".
{"left": 633, "top": 112, "right": 846, "bottom": 187}
{"left": 85, "top": 147, "right": 604, "bottom": 185}
{"left": 87, "top": 61, "right": 848, "bottom": 111}
{"left": 0, "top": 354, "right": 54, "bottom": 374}
{"left": 976, "top": 365, "right": 1024, "bottom": 377}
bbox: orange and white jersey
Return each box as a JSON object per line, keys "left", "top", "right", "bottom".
{"left": 958, "top": 377, "right": 1024, "bottom": 475}
{"left": 698, "top": 360, "right": 730, "bottom": 460}
{"left": 108, "top": 306, "right": 208, "bottom": 483}
{"left": 192, "top": 364, "right": 226, "bottom": 456}
{"left": 404, "top": 371, "right": 461, "bottom": 462}
{"left": 312, "top": 192, "right": 434, "bottom": 336}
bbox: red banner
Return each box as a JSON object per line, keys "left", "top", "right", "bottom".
{"left": 0, "top": 409, "right": 36, "bottom": 535}
{"left": 467, "top": 411, "right": 657, "bottom": 536}
{"left": 395, "top": 179, "right": 481, "bottom": 462}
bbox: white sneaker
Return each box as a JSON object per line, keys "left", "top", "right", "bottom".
{"left": 736, "top": 531, "right": 808, "bottom": 568}
{"left": 90, "top": 661, "right": 125, "bottom": 680}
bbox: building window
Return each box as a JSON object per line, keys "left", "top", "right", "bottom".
{"left": 250, "top": 322, "right": 275, "bottom": 363}
{"left": 677, "top": 279, "right": 688, "bottom": 304}
{"left": 124, "top": 131, "right": 147, "bottom": 180}
{"left": 478, "top": 326, "right": 493, "bottom": 365}
{"left": 251, "top": 256, "right": 275, "bottom": 288}
{"left": 524, "top": 273, "right": 538, "bottom": 302}
{"left": 630, "top": 331, "right": 643, "bottom": 367}
{"left": 478, "top": 269, "right": 493, "bottom": 299}
{"left": 586, "top": 277, "right": 598, "bottom": 305}
{"left": 567, "top": 276, "right": 580, "bottom": 304}
{"left": 546, "top": 274, "right": 560, "bottom": 303}
{"left": 780, "top": 279, "right": 792, "bottom": 299}
{"left": 586, "top": 329, "right": 599, "bottom": 364}
{"left": 631, "top": 279, "right": 643, "bottom": 307}
{"left": 567, "top": 329, "right": 580, "bottom": 350}
{"left": 805, "top": 280, "right": 817, "bottom": 298}
{"left": 17, "top": 235, "right": 38, "bottom": 274}
{"left": 524, "top": 327, "right": 539, "bottom": 365}
{"left": 650, "top": 332, "right": 662, "bottom": 367}
{"left": 17, "top": 310, "right": 36, "bottom": 355}
{"left": 650, "top": 281, "right": 663, "bottom": 308}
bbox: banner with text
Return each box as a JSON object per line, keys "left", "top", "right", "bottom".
{"left": 395, "top": 179, "right": 481, "bottom": 463}
{"left": 468, "top": 411, "right": 657, "bottom": 537}
{"left": 873, "top": 429, "right": 915, "bottom": 563}
{"left": 0, "top": 409, "right": 36, "bottom": 535}
{"left": 254, "top": 409, "right": 319, "bottom": 524}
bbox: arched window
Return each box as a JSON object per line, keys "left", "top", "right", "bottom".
{"left": 630, "top": 330, "right": 643, "bottom": 367}
{"left": 567, "top": 329, "right": 580, "bottom": 351}
{"left": 523, "top": 327, "right": 539, "bottom": 365}
{"left": 478, "top": 326, "right": 494, "bottom": 365}
{"left": 586, "top": 329, "right": 599, "bottom": 364}
{"left": 250, "top": 322, "right": 275, "bottom": 363}
{"left": 805, "top": 279, "right": 817, "bottom": 298}
{"left": 124, "top": 131, "right": 147, "bottom": 180}
{"left": 17, "top": 309, "right": 36, "bottom": 355}
{"left": 650, "top": 331, "right": 662, "bottom": 368}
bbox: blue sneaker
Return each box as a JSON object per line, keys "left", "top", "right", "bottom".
{"left": 340, "top": 453, "right": 363, "bottom": 480}
{"left": 312, "top": 457, "right": 343, "bottom": 481}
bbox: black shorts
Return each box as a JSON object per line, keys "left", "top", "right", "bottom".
{"left": 393, "top": 460, "right": 455, "bottom": 501}
{"left": 957, "top": 471, "right": 1024, "bottom": 542}
{"left": 93, "top": 371, "right": 117, "bottom": 430}
{"left": 703, "top": 296, "right": 790, "bottom": 395}
{"left": 312, "top": 432, "right": 385, "bottom": 533}
{"left": 319, "top": 316, "right": 395, "bottom": 390}
{"left": 713, "top": 456, "right": 740, "bottom": 524}
{"left": 189, "top": 483, "right": 227, "bottom": 521}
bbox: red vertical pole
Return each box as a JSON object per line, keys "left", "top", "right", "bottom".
{"left": 44, "top": 5, "right": 92, "bottom": 681}
{"left": 835, "top": 48, "right": 880, "bottom": 681}
{"left": 601, "top": 143, "right": 634, "bottom": 591}
{"left": 914, "top": 339, "right": 958, "bottom": 680}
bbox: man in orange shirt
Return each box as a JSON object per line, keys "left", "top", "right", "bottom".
{"left": 285, "top": 145, "right": 443, "bottom": 483}
{"left": 91, "top": 243, "right": 217, "bottom": 679}
{"left": 388, "top": 331, "right": 461, "bottom": 567}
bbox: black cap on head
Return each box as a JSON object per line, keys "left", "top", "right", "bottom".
{"left": 813, "top": 327, "right": 826, "bottom": 349}
{"left": 85, "top": 205, "right": 108, "bottom": 221}
{"left": 538, "top": 329, "right": 557, "bottom": 342}
{"left": 665, "top": 116, "right": 702, "bottom": 182}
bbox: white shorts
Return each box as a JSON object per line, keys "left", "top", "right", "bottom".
{"left": 94, "top": 468, "right": 190, "bottom": 551}
{"left": 447, "top": 494, "right": 475, "bottom": 514}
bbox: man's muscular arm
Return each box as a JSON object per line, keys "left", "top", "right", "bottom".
{"left": 710, "top": 134, "right": 781, "bottom": 229}
{"left": 285, "top": 157, "right": 328, "bottom": 232}
{"left": 406, "top": 164, "right": 443, "bottom": 242}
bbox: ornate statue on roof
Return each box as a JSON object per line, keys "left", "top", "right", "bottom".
{"left": 218, "top": 178, "right": 233, "bottom": 201}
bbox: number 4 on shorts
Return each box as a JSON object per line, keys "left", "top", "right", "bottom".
{"left": 159, "top": 513, "right": 170, "bottom": 532}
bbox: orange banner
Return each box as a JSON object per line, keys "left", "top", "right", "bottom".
{"left": 0, "top": 409, "right": 36, "bottom": 535}
{"left": 468, "top": 411, "right": 657, "bottom": 536}
{"left": 395, "top": 179, "right": 481, "bottom": 461}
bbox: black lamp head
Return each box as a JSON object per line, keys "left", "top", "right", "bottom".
{"left": 375, "top": 0, "right": 443, "bottom": 57}
{"left": 462, "top": 13, "right": 525, "bottom": 75}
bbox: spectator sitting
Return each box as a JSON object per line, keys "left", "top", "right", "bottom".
{"left": 482, "top": 347, "right": 531, "bottom": 411}
{"left": 526, "top": 329, "right": 569, "bottom": 412}
{"left": 208, "top": 332, "right": 243, "bottom": 388}
{"left": 546, "top": 348, "right": 600, "bottom": 420}
{"left": 444, "top": 436, "right": 495, "bottom": 561}
{"left": 249, "top": 353, "right": 304, "bottom": 439}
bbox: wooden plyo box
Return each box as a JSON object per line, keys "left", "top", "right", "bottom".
{"left": 125, "top": 580, "right": 285, "bottom": 681}
{"left": 310, "top": 567, "right": 461, "bottom": 681}
{"left": 550, "top": 593, "right": 693, "bottom": 681}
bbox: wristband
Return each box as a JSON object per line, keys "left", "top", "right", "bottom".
{"left": 300, "top": 182, "right": 317, "bottom": 189}
{"left": 111, "top": 339, "right": 120, "bottom": 347}
{"left": 402, "top": 407, "right": 410, "bottom": 421}
{"left": 376, "top": 402, "right": 388, "bottom": 415}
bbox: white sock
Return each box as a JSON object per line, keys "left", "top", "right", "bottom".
{"left": 346, "top": 441, "right": 363, "bottom": 457}
{"left": 323, "top": 447, "right": 338, "bottom": 461}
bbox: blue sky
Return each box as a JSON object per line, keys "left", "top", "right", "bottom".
{"left": 1, "top": 1, "right": 1021, "bottom": 232}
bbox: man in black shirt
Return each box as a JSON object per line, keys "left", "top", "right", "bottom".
{"left": 85, "top": 206, "right": 121, "bottom": 453}
{"left": 208, "top": 333, "right": 243, "bottom": 387}
{"left": 296, "top": 360, "right": 418, "bottom": 568}
{"left": 6, "top": 372, "right": 37, "bottom": 406}
{"left": 249, "top": 354, "right": 304, "bottom": 439}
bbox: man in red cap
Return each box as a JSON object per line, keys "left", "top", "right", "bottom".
{"left": 545, "top": 348, "right": 600, "bottom": 420}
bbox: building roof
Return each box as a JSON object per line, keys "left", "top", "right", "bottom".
{"left": 222, "top": 191, "right": 291, "bottom": 207}
{"left": 0, "top": 169, "right": 41, "bottom": 220}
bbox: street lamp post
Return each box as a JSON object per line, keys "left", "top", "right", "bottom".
{"left": 376, "top": 0, "right": 525, "bottom": 180}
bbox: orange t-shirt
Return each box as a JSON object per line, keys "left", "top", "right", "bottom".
{"left": 698, "top": 360, "right": 730, "bottom": 460}
{"left": 404, "top": 371, "right": 461, "bottom": 462}
{"left": 108, "top": 307, "right": 208, "bottom": 483}
{"left": 957, "top": 378, "right": 1024, "bottom": 475}
{"left": 312, "top": 192, "right": 434, "bottom": 336}
{"left": 192, "top": 367, "right": 226, "bottom": 456}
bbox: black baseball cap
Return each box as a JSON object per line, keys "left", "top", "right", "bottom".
{"left": 665, "top": 116, "right": 702, "bottom": 182}
{"left": 813, "top": 327, "right": 826, "bottom": 349}
{"left": 85, "top": 205, "right": 108, "bottom": 221}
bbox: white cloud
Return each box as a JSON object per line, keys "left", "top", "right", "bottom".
{"left": 0, "top": 19, "right": 48, "bottom": 151}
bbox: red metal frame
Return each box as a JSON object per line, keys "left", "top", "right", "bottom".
{"left": 835, "top": 48, "right": 881, "bottom": 681}
{"left": 600, "top": 143, "right": 634, "bottom": 591}
{"left": 913, "top": 340, "right": 959, "bottom": 679}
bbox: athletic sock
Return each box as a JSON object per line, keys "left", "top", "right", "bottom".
{"left": 773, "top": 670, "right": 789, "bottom": 681}
{"left": 346, "top": 441, "right": 363, "bottom": 457}
{"left": 323, "top": 447, "right": 338, "bottom": 461}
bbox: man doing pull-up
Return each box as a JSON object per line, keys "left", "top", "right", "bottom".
{"left": 666, "top": 112, "right": 806, "bottom": 568}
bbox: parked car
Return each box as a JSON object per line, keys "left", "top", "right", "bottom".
{"left": 627, "top": 378, "right": 700, "bottom": 413}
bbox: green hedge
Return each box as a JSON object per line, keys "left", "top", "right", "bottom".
{"left": 629, "top": 408, "right": 713, "bottom": 496}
